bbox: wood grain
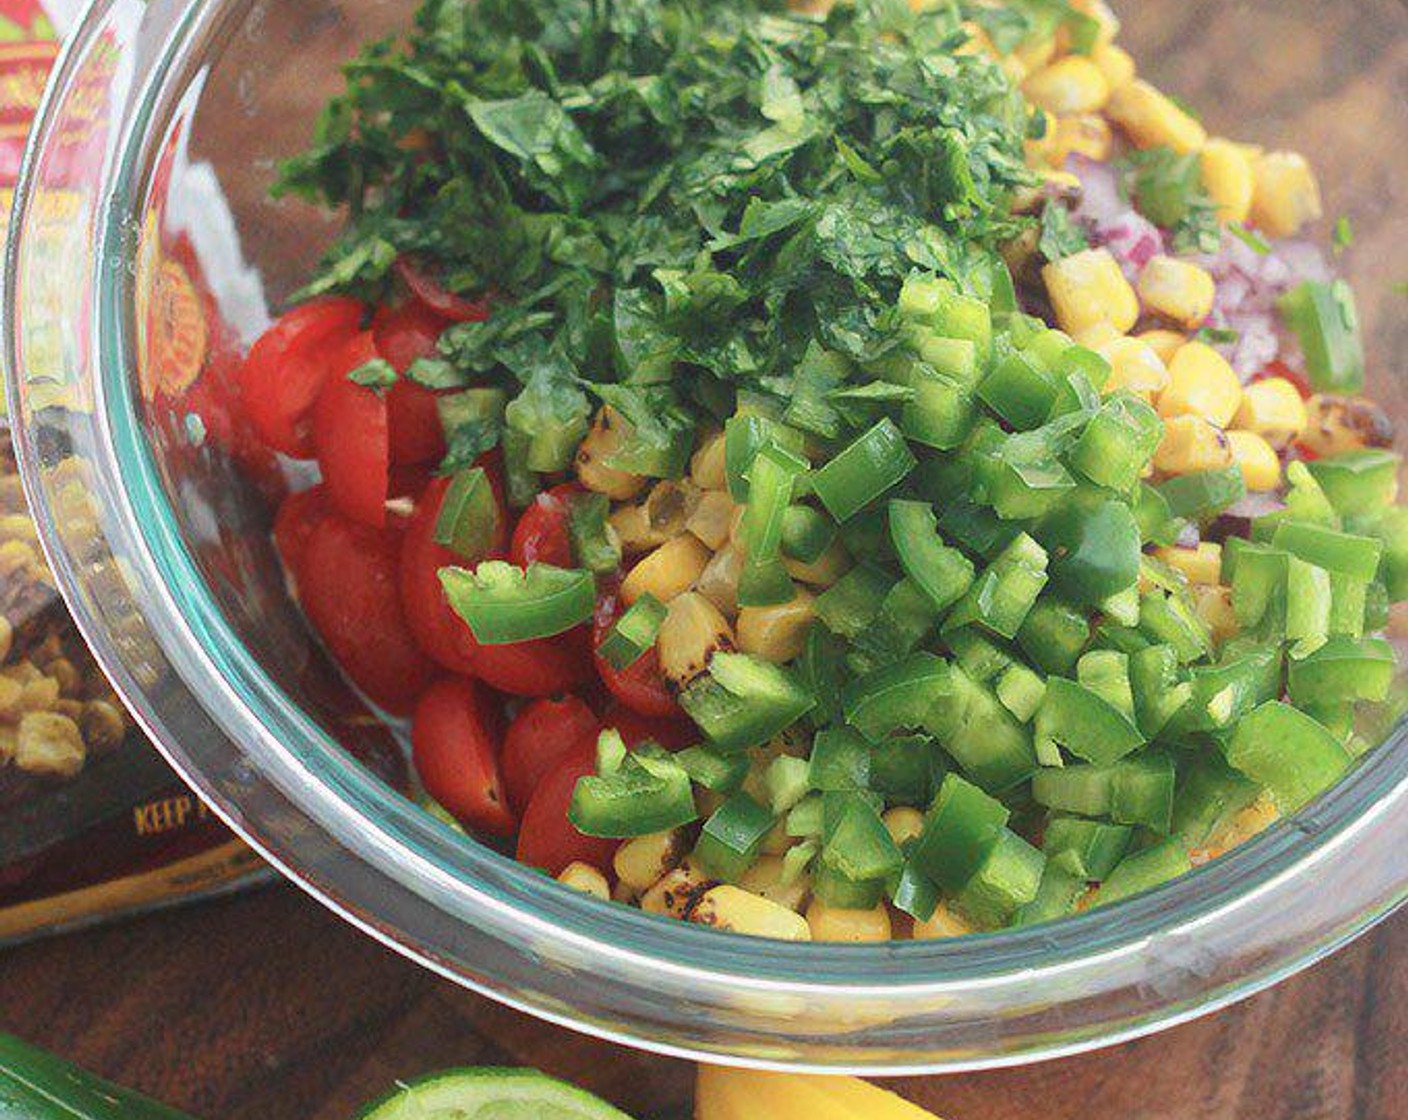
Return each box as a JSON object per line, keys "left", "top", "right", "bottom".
{"left": 0, "top": 884, "right": 1401, "bottom": 1120}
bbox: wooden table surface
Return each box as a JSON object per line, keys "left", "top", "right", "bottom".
{"left": 0, "top": 2, "right": 1404, "bottom": 1118}
{"left": 0, "top": 881, "right": 1400, "bottom": 1120}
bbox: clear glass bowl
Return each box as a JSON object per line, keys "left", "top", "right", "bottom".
{"left": 4, "top": 0, "right": 1405, "bottom": 1072}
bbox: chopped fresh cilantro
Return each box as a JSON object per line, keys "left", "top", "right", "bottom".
{"left": 1119, "top": 146, "right": 1221, "bottom": 254}
{"left": 274, "top": 0, "right": 1036, "bottom": 478}
{"left": 1038, "top": 200, "right": 1090, "bottom": 263}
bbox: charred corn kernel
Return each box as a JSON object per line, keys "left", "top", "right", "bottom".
{"left": 1098, "top": 336, "right": 1170, "bottom": 397}
{"left": 1250, "top": 151, "right": 1322, "bottom": 238}
{"left": 1201, "top": 138, "right": 1256, "bottom": 224}
{"left": 614, "top": 829, "right": 687, "bottom": 894}
{"left": 1159, "top": 342, "right": 1242, "bottom": 427}
{"left": 1191, "top": 791, "right": 1280, "bottom": 864}
{"left": 642, "top": 858, "right": 716, "bottom": 919}
{"left": 0, "top": 615, "right": 10, "bottom": 663}
{"left": 1233, "top": 378, "right": 1309, "bottom": 448}
{"left": 1227, "top": 430, "right": 1282, "bottom": 491}
{"left": 882, "top": 807, "right": 926, "bottom": 847}
{"left": 1136, "top": 328, "right": 1187, "bottom": 366}
{"left": 576, "top": 407, "right": 647, "bottom": 501}
{"left": 609, "top": 482, "right": 698, "bottom": 554}
{"left": 1138, "top": 256, "right": 1216, "bottom": 329}
{"left": 658, "top": 591, "right": 735, "bottom": 690}
{"left": 1301, "top": 394, "right": 1396, "bottom": 457}
{"left": 80, "top": 701, "right": 126, "bottom": 752}
{"left": 1052, "top": 114, "right": 1113, "bottom": 163}
{"left": 1154, "top": 542, "right": 1223, "bottom": 585}
{"left": 696, "top": 542, "right": 744, "bottom": 617}
{"left": 783, "top": 538, "right": 852, "bottom": 588}
{"left": 806, "top": 900, "right": 892, "bottom": 943}
{"left": 1107, "top": 79, "right": 1207, "bottom": 153}
{"left": 690, "top": 430, "right": 728, "bottom": 491}
{"left": 557, "top": 862, "right": 611, "bottom": 900}
{"left": 1154, "top": 414, "right": 1234, "bottom": 475}
{"left": 1091, "top": 42, "right": 1135, "bottom": 91}
{"left": 620, "top": 534, "right": 710, "bottom": 606}
{"left": 15, "top": 712, "right": 86, "bottom": 779}
{"left": 0, "top": 725, "right": 16, "bottom": 765}
{"left": 737, "top": 589, "right": 816, "bottom": 664}
{"left": 1192, "top": 583, "right": 1238, "bottom": 643}
{"left": 740, "top": 854, "right": 811, "bottom": 913}
{"left": 690, "top": 884, "right": 812, "bottom": 941}
{"left": 1023, "top": 57, "right": 1110, "bottom": 116}
{"left": 686, "top": 490, "right": 737, "bottom": 551}
{"left": 1043, "top": 248, "right": 1140, "bottom": 336}
{"left": 912, "top": 902, "right": 978, "bottom": 941}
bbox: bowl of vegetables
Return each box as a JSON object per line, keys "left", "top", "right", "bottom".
{"left": 5, "top": 0, "right": 1405, "bottom": 1071}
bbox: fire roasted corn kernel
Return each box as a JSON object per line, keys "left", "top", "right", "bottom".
{"left": 1107, "top": 79, "right": 1207, "bottom": 153}
{"left": 882, "top": 807, "right": 926, "bottom": 847}
{"left": 642, "top": 858, "right": 716, "bottom": 919}
{"left": 1192, "top": 584, "right": 1239, "bottom": 643}
{"left": 1233, "top": 377, "right": 1309, "bottom": 448}
{"left": 557, "top": 862, "right": 611, "bottom": 900}
{"left": 615, "top": 829, "right": 687, "bottom": 894}
{"left": 739, "top": 854, "right": 811, "bottom": 913}
{"left": 911, "top": 902, "right": 978, "bottom": 941}
{"left": 576, "top": 407, "right": 648, "bottom": 501}
{"left": 1154, "top": 414, "right": 1234, "bottom": 475}
{"left": 658, "top": 591, "right": 735, "bottom": 690}
{"left": 620, "top": 534, "right": 711, "bottom": 605}
{"left": 805, "top": 900, "right": 892, "bottom": 943}
{"left": 1250, "top": 151, "right": 1323, "bottom": 239}
{"left": 689, "top": 884, "right": 813, "bottom": 940}
{"left": 1159, "top": 342, "right": 1243, "bottom": 427}
{"left": 690, "top": 430, "right": 728, "bottom": 492}
{"left": 15, "top": 712, "right": 86, "bottom": 779}
{"left": 783, "top": 539, "right": 852, "bottom": 588}
{"left": 1042, "top": 247, "right": 1140, "bottom": 336}
{"left": 1300, "top": 394, "right": 1395, "bottom": 457}
{"left": 1200, "top": 138, "right": 1256, "bottom": 224}
{"left": 685, "top": 490, "right": 737, "bottom": 551}
{"left": 1154, "top": 542, "right": 1223, "bottom": 585}
{"left": 696, "top": 541, "right": 745, "bottom": 617}
{"left": 736, "top": 589, "right": 816, "bottom": 665}
{"left": 1138, "top": 256, "right": 1216, "bottom": 329}
{"left": 1227, "top": 430, "right": 1282, "bottom": 491}
{"left": 1023, "top": 56, "right": 1111, "bottom": 116}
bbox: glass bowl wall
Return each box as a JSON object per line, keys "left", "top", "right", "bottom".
{"left": 4, "top": 0, "right": 1406, "bottom": 1072}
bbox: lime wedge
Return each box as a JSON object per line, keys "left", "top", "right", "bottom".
{"left": 358, "top": 1068, "right": 635, "bottom": 1120}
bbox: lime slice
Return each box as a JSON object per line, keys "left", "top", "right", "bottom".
{"left": 358, "top": 1068, "right": 635, "bottom": 1120}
